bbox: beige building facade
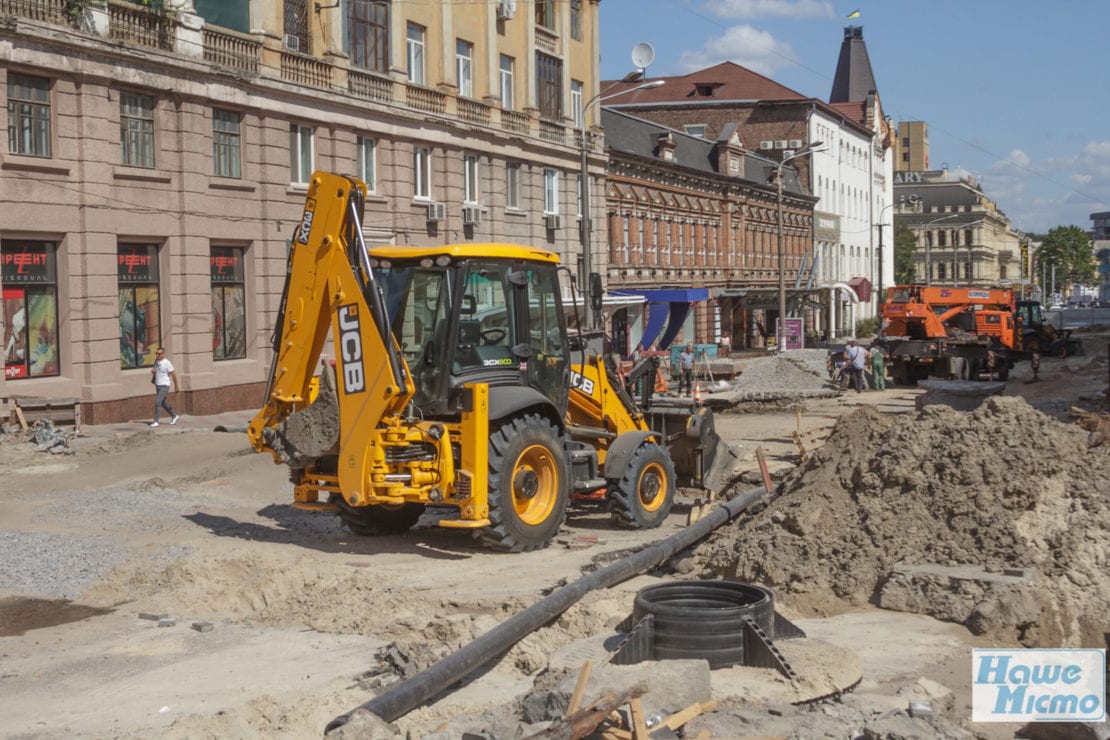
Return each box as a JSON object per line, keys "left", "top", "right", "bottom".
{"left": 895, "top": 170, "right": 1022, "bottom": 289}
{"left": 0, "top": 0, "right": 602, "bottom": 422}
{"left": 893, "top": 120, "right": 929, "bottom": 172}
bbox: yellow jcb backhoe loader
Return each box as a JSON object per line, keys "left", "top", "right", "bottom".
{"left": 248, "top": 171, "right": 736, "bottom": 551}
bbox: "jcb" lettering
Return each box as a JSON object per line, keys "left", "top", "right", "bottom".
{"left": 338, "top": 305, "right": 366, "bottom": 393}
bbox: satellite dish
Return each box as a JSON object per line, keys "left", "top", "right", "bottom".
{"left": 631, "top": 42, "right": 655, "bottom": 71}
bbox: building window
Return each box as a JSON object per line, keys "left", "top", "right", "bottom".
{"left": 357, "top": 136, "right": 376, "bottom": 192}
{"left": 6, "top": 73, "right": 51, "bottom": 158}
{"left": 283, "top": 0, "right": 309, "bottom": 53}
{"left": 413, "top": 146, "right": 431, "bottom": 199}
{"left": 406, "top": 22, "right": 426, "bottom": 85}
{"left": 964, "top": 228, "right": 973, "bottom": 246}
{"left": 289, "top": 124, "right": 314, "bottom": 185}
{"left": 212, "top": 109, "right": 241, "bottom": 178}
{"left": 211, "top": 246, "right": 246, "bottom": 360}
{"left": 506, "top": 161, "right": 521, "bottom": 209}
{"left": 535, "top": 0, "right": 554, "bottom": 29}
{"left": 120, "top": 91, "right": 155, "bottom": 168}
{"left": 570, "top": 0, "right": 582, "bottom": 40}
{"left": 464, "top": 153, "right": 479, "bottom": 203}
{"left": 345, "top": 0, "right": 389, "bottom": 73}
{"left": 536, "top": 52, "right": 562, "bottom": 120}
{"left": 570, "top": 80, "right": 583, "bottom": 129}
{"left": 2, "top": 240, "right": 59, "bottom": 378}
{"left": 456, "top": 39, "right": 474, "bottom": 97}
{"left": 499, "top": 54, "right": 515, "bottom": 108}
{"left": 543, "top": 168, "right": 559, "bottom": 214}
{"left": 117, "top": 243, "right": 161, "bottom": 369}
{"left": 938, "top": 263, "right": 947, "bottom": 281}
{"left": 684, "top": 124, "right": 707, "bottom": 138}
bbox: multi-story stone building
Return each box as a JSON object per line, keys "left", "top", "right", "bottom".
{"left": 602, "top": 26, "right": 892, "bottom": 337}
{"left": 600, "top": 108, "right": 815, "bottom": 355}
{"left": 895, "top": 170, "right": 1022, "bottom": 288}
{"left": 0, "top": 0, "right": 601, "bottom": 422}
{"left": 893, "top": 121, "right": 929, "bottom": 172}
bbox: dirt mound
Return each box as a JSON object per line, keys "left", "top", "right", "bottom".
{"left": 691, "top": 396, "right": 1110, "bottom": 647}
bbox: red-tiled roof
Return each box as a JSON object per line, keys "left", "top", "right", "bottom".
{"left": 827, "top": 101, "right": 867, "bottom": 126}
{"left": 602, "top": 61, "right": 806, "bottom": 105}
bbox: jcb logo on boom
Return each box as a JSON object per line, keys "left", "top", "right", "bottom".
{"left": 297, "top": 199, "right": 316, "bottom": 245}
{"left": 338, "top": 304, "right": 366, "bottom": 394}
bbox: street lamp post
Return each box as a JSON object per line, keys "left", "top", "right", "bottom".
{"left": 874, "top": 194, "right": 919, "bottom": 312}
{"left": 774, "top": 140, "right": 827, "bottom": 351}
{"left": 579, "top": 76, "right": 664, "bottom": 329}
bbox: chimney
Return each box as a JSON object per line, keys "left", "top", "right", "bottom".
{"left": 657, "top": 133, "right": 676, "bottom": 162}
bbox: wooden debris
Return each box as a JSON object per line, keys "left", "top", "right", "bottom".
{"left": 755, "top": 447, "right": 773, "bottom": 491}
{"left": 566, "top": 660, "right": 592, "bottom": 715}
{"left": 657, "top": 700, "right": 718, "bottom": 732}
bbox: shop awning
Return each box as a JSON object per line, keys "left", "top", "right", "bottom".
{"left": 611, "top": 288, "right": 710, "bottom": 350}
{"left": 848, "top": 277, "right": 872, "bottom": 303}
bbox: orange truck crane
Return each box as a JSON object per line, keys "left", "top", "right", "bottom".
{"left": 880, "top": 285, "right": 1030, "bottom": 385}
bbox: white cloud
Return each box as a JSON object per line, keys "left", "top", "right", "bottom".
{"left": 704, "top": 0, "right": 834, "bottom": 19}
{"left": 1082, "top": 140, "right": 1110, "bottom": 158}
{"left": 678, "top": 25, "right": 796, "bottom": 76}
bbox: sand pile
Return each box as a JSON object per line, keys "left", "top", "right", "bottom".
{"left": 692, "top": 396, "right": 1110, "bottom": 647}
{"left": 726, "top": 354, "right": 837, "bottom": 402}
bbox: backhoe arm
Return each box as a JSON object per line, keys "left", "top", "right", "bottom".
{"left": 247, "top": 172, "right": 413, "bottom": 474}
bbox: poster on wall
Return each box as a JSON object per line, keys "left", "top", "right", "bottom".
{"left": 3, "top": 288, "right": 27, "bottom": 378}
{"left": 777, "top": 317, "right": 805, "bottom": 351}
{"left": 27, "top": 291, "right": 58, "bottom": 376}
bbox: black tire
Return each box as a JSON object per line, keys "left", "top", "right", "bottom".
{"left": 479, "top": 414, "right": 568, "bottom": 552}
{"left": 893, "top": 359, "right": 914, "bottom": 386}
{"left": 607, "top": 443, "right": 676, "bottom": 529}
{"left": 333, "top": 496, "right": 426, "bottom": 536}
{"left": 996, "top": 363, "right": 1010, "bottom": 381}
{"left": 1023, "top": 337, "right": 1041, "bottom": 354}
{"left": 632, "top": 581, "right": 775, "bottom": 668}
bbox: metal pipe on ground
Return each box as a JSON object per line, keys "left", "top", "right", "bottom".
{"left": 324, "top": 485, "right": 768, "bottom": 733}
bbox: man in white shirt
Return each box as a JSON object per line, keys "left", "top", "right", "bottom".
{"left": 150, "top": 347, "right": 180, "bottom": 427}
{"left": 844, "top": 339, "right": 867, "bottom": 394}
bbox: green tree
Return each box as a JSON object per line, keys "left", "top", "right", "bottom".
{"left": 1037, "top": 225, "right": 1095, "bottom": 290}
{"left": 893, "top": 223, "right": 918, "bottom": 285}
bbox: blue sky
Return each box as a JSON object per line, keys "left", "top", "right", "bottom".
{"left": 597, "top": 0, "right": 1110, "bottom": 234}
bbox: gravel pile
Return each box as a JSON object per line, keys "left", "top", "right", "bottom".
{"left": 726, "top": 352, "right": 837, "bottom": 401}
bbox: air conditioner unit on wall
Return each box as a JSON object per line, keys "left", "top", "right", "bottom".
{"left": 283, "top": 34, "right": 301, "bottom": 52}
{"left": 426, "top": 202, "right": 445, "bottom": 222}
{"left": 462, "top": 205, "right": 481, "bottom": 226}
{"left": 545, "top": 213, "right": 562, "bottom": 230}
{"left": 759, "top": 141, "right": 774, "bottom": 150}
{"left": 783, "top": 149, "right": 795, "bottom": 158}
{"left": 774, "top": 140, "right": 788, "bottom": 149}
{"left": 788, "top": 139, "right": 803, "bottom": 148}
{"left": 495, "top": 0, "right": 516, "bottom": 21}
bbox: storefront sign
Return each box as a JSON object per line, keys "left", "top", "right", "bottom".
{"left": 118, "top": 244, "right": 159, "bottom": 283}
{"left": 1, "top": 242, "right": 55, "bottom": 284}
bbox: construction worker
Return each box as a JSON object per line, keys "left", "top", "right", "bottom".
{"left": 678, "top": 343, "right": 696, "bottom": 396}
{"left": 870, "top": 341, "right": 886, "bottom": 391}
{"left": 844, "top": 339, "right": 867, "bottom": 394}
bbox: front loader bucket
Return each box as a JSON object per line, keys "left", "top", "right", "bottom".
{"left": 644, "top": 402, "right": 739, "bottom": 494}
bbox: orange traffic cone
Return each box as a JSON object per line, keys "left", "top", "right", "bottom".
{"left": 693, "top": 383, "right": 702, "bottom": 404}
{"left": 654, "top": 368, "right": 668, "bottom": 393}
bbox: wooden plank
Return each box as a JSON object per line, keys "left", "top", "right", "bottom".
{"left": 754, "top": 447, "right": 773, "bottom": 492}
{"left": 566, "top": 659, "right": 592, "bottom": 715}
{"left": 628, "top": 697, "right": 650, "bottom": 740}
{"left": 13, "top": 405, "right": 29, "bottom": 431}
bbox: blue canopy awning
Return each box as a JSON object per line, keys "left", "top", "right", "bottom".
{"left": 611, "top": 288, "right": 709, "bottom": 352}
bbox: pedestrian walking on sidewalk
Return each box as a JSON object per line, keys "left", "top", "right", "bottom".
{"left": 678, "top": 343, "right": 696, "bottom": 396}
{"left": 150, "top": 347, "right": 179, "bottom": 427}
{"left": 870, "top": 342, "right": 886, "bottom": 391}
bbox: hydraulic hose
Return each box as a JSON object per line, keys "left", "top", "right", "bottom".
{"left": 324, "top": 485, "right": 767, "bottom": 733}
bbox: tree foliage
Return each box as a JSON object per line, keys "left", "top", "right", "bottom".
{"left": 1036, "top": 225, "right": 1095, "bottom": 287}
{"left": 893, "top": 223, "right": 918, "bottom": 285}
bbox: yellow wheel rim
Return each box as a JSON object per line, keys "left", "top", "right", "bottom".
{"left": 638, "top": 461, "right": 668, "bottom": 513}
{"left": 511, "top": 444, "right": 558, "bottom": 526}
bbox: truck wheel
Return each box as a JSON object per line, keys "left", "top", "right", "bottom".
{"left": 893, "top": 360, "right": 913, "bottom": 386}
{"left": 480, "top": 414, "right": 568, "bottom": 552}
{"left": 607, "top": 443, "right": 676, "bottom": 529}
{"left": 334, "top": 497, "right": 426, "bottom": 536}
{"left": 1023, "top": 337, "right": 1041, "bottom": 354}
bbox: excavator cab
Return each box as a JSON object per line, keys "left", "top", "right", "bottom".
{"left": 373, "top": 249, "right": 569, "bottom": 418}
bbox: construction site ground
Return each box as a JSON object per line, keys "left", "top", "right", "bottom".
{"left": 1, "top": 329, "right": 1108, "bottom": 739}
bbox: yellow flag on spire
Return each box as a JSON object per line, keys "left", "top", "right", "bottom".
{"left": 847, "top": 9, "right": 861, "bottom": 18}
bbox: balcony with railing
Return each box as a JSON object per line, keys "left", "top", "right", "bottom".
{"left": 348, "top": 69, "right": 393, "bottom": 103}
{"left": 457, "top": 98, "right": 491, "bottom": 126}
{"left": 202, "top": 26, "right": 260, "bottom": 75}
{"left": 539, "top": 119, "right": 568, "bottom": 146}
{"left": 0, "top": 0, "right": 70, "bottom": 24}
{"left": 404, "top": 83, "right": 446, "bottom": 115}
{"left": 108, "top": 0, "right": 173, "bottom": 52}
{"left": 280, "top": 50, "right": 333, "bottom": 88}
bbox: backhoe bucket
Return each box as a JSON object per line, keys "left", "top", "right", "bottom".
{"left": 265, "top": 364, "right": 341, "bottom": 468}
{"left": 644, "top": 401, "right": 739, "bottom": 494}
